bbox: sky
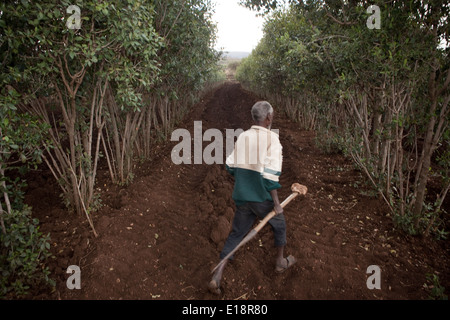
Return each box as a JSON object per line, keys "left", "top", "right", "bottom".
{"left": 212, "top": 1, "right": 265, "bottom": 53}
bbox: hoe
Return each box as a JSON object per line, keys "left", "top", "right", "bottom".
{"left": 211, "top": 182, "right": 308, "bottom": 274}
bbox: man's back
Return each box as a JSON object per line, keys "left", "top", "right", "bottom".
{"left": 225, "top": 125, "right": 283, "bottom": 206}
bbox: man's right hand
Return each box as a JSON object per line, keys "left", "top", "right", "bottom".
{"left": 270, "top": 189, "right": 284, "bottom": 215}
{"left": 274, "top": 203, "right": 283, "bottom": 215}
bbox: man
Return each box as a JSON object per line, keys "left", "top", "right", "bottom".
{"left": 208, "top": 101, "right": 296, "bottom": 295}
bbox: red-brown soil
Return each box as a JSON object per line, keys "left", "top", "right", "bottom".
{"left": 26, "top": 82, "right": 449, "bottom": 300}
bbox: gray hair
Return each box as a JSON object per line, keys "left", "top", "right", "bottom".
{"left": 251, "top": 101, "right": 273, "bottom": 122}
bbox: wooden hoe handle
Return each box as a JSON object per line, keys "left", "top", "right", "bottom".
{"left": 253, "top": 183, "right": 307, "bottom": 233}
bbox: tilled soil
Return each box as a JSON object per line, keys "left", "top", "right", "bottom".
{"left": 27, "top": 82, "right": 449, "bottom": 300}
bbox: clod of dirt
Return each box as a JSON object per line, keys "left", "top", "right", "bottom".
{"left": 97, "top": 216, "right": 111, "bottom": 230}
{"left": 210, "top": 216, "right": 231, "bottom": 245}
{"left": 223, "top": 207, "right": 235, "bottom": 221}
{"left": 198, "top": 201, "right": 214, "bottom": 215}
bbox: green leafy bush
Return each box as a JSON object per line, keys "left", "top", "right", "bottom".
{"left": 425, "top": 274, "right": 448, "bottom": 300}
{"left": 237, "top": 1, "right": 450, "bottom": 238}
{"left": 0, "top": 206, "right": 54, "bottom": 298}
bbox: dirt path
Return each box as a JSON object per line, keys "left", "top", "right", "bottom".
{"left": 28, "top": 82, "right": 449, "bottom": 300}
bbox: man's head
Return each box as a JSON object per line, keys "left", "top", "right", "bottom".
{"left": 251, "top": 101, "right": 274, "bottom": 129}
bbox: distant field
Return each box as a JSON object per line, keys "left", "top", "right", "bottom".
{"left": 218, "top": 54, "right": 243, "bottom": 81}
{"left": 222, "top": 51, "right": 250, "bottom": 59}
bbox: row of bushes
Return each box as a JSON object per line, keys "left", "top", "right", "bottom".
{"left": 237, "top": 0, "right": 449, "bottom": 238}
{"left": 0, "top": 0, "right": 222, "bottom": 298}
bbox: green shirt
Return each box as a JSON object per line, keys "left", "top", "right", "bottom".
{"left": 226, "top": 166, "right": 281, "bottom": 206}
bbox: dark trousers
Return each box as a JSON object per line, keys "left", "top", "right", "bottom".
{"left": 220, "top": 200, "right": 287, "bottom": 260}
